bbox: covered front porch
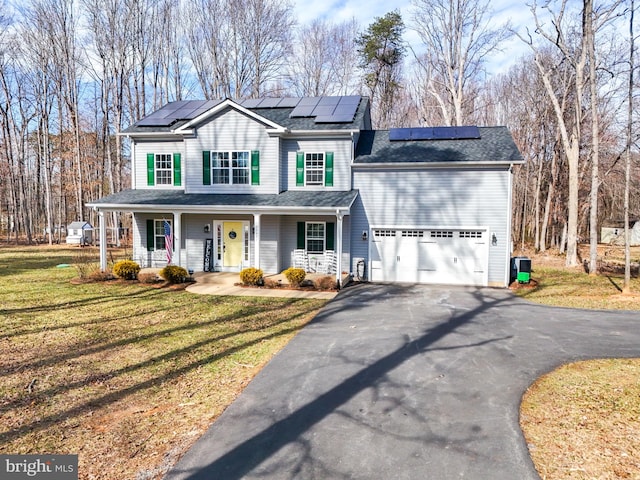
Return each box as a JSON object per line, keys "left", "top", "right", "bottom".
{"left": 87, "top": 189, "right": 358, "bottom": 286}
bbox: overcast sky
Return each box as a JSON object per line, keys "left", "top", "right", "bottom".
{"left": 292, "top": 0, "right": 542, "bottom": 76}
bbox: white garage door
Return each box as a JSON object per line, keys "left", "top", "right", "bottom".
{"left": 370, "top": 228, "right": 488, "bottom": 286}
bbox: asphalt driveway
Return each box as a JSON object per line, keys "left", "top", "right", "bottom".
{"left": 165, "top": 283, "right": 640, "bottom": 480}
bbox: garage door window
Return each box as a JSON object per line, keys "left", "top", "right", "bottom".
{"left": 431, "top": 231, "right": 453, "bottom": 238}
{"left": 459, "top": 231, "right": 483, "bottom": 238}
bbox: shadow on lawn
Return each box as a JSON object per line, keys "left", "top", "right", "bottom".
{"left": 0, "top": 295, "right": 317, "bottom": 444}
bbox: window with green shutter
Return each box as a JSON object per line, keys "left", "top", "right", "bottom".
{"left": 296, "top": 221, "right": 335, "bottom": 252}
{"left": 173, "top": 153, "right": 181, "bottom": 186}
{"left": 146, "top": 219, "right": 155, "bottom": 251}
{"left": 297, "top": 222, "right": 306, "bottom": 249}
{"left": 147, "top": 153, "right": 180, "bottom": 186}
{"left": 326, "top": 222, "right": 335, "bottom": 250}
{"left": 202, "top": 151, "right": 211, "bottom": 185}
{"left": 147, "top": 153, "right": 155, "bottom": 186}
{"left": 325, "top": 152, "right": 334, "bottom": 187}
{"left": 296, "top": 152, "right": 305, "bottom": 186}
{"left": 251, "top": 150, "right": 260, "bottom": 185}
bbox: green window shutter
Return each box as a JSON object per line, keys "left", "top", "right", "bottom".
{"left": 326, "top": 222, "right": 335, "bottom": 250}
{"left": 297, "top": 222, "right": 305, "bottom": 249}
{"left": 325, "top": 152, "right": 334, "bottom": 187}
{"left": 146, "top": 153, "right": 155, "bottom": 186}
{"left": 296, "top": 152, "right": 305, "bottom": 186}
{"left": 146, "top": 219, "right": 155, "bottom": 251}
{"left": 202, "top": 151, "right": 211, "bottom": 185}
{"left": 251, "top": 150, "right": 260, "bottom": 185}
{"left": 173, "top": 153, "right": 181, "bottom": 186}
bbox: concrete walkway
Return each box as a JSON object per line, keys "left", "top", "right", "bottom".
{"left": 165, "top": 283, "right": 640, "bottom": 480}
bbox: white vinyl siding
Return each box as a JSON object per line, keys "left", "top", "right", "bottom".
{"left": 134, "top": 140, "right": 185, "bottom": 190}
{"left": 352, "top": 167, "right": 512, "bottom": 286}
{"left": 186, "top": 108, "right": 278, "bottom": 194}
{"left": 283, "top": 138, "right": 352, "bottom": 191}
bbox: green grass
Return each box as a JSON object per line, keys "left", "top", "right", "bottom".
{"left": 0, "top": 245, "right": 327, "bottom": 479}
{"left": 514, "top": 266, "right": 640, "bottom": 310}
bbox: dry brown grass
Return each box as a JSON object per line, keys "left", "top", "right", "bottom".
{"left": 521, "top": 359, "right": 640, "bottom": 480}
{"left": 517, "top": 245, "right": 640, "bottom": 479}
{"left": 0, "top": 245, "right": 326, "bottom": 479}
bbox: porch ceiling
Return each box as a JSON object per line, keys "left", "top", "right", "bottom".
{"left": 86, "top": 189, "right": 358, "bottom": 215}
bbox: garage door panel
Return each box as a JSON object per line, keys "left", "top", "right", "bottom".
{"left": 370, "top": 228, "right": 488, "bottom": 286}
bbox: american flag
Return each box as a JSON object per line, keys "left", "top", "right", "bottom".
{"left": 163, "top": 220, "right": 173, "bottom": 264}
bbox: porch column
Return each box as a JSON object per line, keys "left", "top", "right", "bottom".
{"left": 173, "top": 212, "right": 182, "bottom": 266}
{"left": 335, "top": 211, "right": 344, "bottom": 286}
{"left": 253, "top": 213, "right": 261, "bottom": 269}
{"left": 99, "top": 211, "right": 107, "bottom": 271}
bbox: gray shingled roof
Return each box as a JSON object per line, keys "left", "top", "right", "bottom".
{"left": 87, "top": 189, "right": 359, "bottom": 211}
{"left": 354, "top": 126, "right": 523, "bottom": 164}
{"left": 122, "top": 98, "right": 371, "bottom": 134}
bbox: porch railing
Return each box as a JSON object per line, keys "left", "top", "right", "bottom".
{"left": 292, "top": 249, "right": 336, "bottom": 274}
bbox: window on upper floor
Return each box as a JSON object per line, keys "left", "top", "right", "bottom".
{"left": 146, "top": 153, "right": 182, "bottom": 187}
{"left": 296, "top": 151, "right": 334, "bottom": 187}
{"left": 305, "top": 153, "right": 324, "bottom": 186}
{"left": 155, "top": 154, "right": 173, "bottom": 185}
{"left": 203, "top": 150, "right": 260, "bottom": 186}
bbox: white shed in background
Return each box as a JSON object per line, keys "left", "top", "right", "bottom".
{"left": 66, "top": 221, "right": 93, "bottom": 245}
{"left": 601, "top": 220, "right": 640, "bottom": 246}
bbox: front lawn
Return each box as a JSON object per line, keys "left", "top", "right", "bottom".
{"left": 515, "top": 248, "right": 640, "bottom": 479}
{"left": 0, "top": 245, "right": 327, "bottom": 479}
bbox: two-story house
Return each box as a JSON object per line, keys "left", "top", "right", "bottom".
{"left": 88, "top": 96, "right": 523, "bottom": 287}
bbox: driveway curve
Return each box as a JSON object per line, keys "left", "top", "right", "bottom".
{"left": 165, "top": 283, "right": 640, "bottom": 480}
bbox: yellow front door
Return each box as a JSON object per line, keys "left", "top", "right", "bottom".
{"left": 223, "top": 222, "right": 243, "bottom": 268}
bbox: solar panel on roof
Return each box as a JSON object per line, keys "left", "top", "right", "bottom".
{"left": 241, "top": 98, "right": 262, "bottom": 108}
{"left": 455, "top": 126, "right": 481, "bottom": 138}
{"left": 276, "top": 98, "right": 301, "bottom": 108}
{"left": 297, "top": 96, "right": 322, "bottom": 105}
{"left": 338, "top": 95, "right": 361, "bottom": 105}
{"left": 256, "top": 97, "right": 281, "bottom": 108}
{"left": 315, "top": 114, "right": 356, "bottom": 123}
{"left": 291, "top": 97, "right": 322, "bottom": 117}
{"left": 136, "top": 103, "right": 183, "bottom": 126}
{"left": 318, "top": 96, "right": 340, "bottom": 106}
{"left": 389, "top": 128, "right": 413, "bottom": 141}
{"left": 389, "top": 126, "right": 482, "bottom": 141}
{"left": 290, "top": 105, "right": 316, "bottom": 117}
{"left": 311, "top": 105, "right": 335, "bottom": 116}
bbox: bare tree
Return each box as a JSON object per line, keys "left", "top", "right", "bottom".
{"left": 287, "top": 19, "right": 361, "bottom": 97}
{"left": 410, "top": 0, "right": 511, "bottom": 126}
{"left": 519, "top": 0, "right": 587, "bottom": 267}
{"left": 623, "top": 0, "right": 636, "bottom": 293}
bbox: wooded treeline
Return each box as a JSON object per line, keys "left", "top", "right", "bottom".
{"left": 0, "top": 0, "right": 638, "bottom": 273}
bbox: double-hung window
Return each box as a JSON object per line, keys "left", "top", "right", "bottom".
{"left": 205, "top": 150, "right": 253, "bottom": 185}
{"left": 155, "top": 154, "right": 173, "bottom": 185}
{"left": 211, "top": 152, "right": 230, "bottom": 184}
{"left": 146, "top": 219, "right": 172, "bottom": 251}
{"left": 296, "top": 151, "right": 333, "bottom": 187}
{"left": 306, "top": 222, "right": 325, "bottom": 253}
{"left": 146, "top": 153, "right": 181, "bottom": 186}
{"left": 305, "top": 153, "right": 324, "bottom": 186}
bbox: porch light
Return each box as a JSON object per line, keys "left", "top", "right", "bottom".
{"left": 362, "top": 230, "right": 368, "bottom": 241}
{"left": 491, "top": 233, "right": 497, "bottom": 246}
{"left": 204, "top": 224, "right": 211, "bottom": 233}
